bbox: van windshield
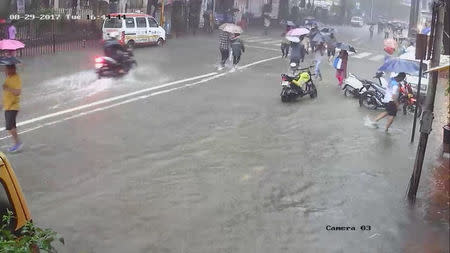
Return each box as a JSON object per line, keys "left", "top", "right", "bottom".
{"left": 104, "top": 18, "right": 122, "bottom": 28}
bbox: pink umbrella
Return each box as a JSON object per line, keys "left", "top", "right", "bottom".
{"left": 286, "top": 28, "right": 310, "bottom": 37}
{"left": 0, "top": 39, "right": 25, "bottom": 50}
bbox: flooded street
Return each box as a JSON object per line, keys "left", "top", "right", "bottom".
{"left": 2, "top": 26, "right": 449, "bottom": 253}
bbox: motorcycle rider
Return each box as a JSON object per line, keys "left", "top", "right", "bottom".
{"left": 103, "top": 32, "right": 129, "bottom": 74}
{"left": 370, "top": 72, "right": 406, "bottom": 132}
{"left": 290, "top": 71, "right": 310, "bottom": 94}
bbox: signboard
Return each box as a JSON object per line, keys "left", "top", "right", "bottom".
{"left": 17, "top": 0, "right": 25, "bottom": 14}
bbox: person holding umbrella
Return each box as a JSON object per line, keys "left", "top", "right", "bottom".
{"left": 334, "top": 42, "right": 355, "bottom": 86}
{"left": 1, "top": 58, "right": 23, "bottom": 152}
{"left": 335, "top": 50, "right": 348, "bottom": 87}
{"left": 370, "top": 72, "right": 406, "bottom": 132}
{"left": 218, "top": 23, "right": 243, "bottom": 70}
{"left": 326, "top": 33, "right": 337, "bottom": 63}
{"left": 218, "top": 30, "right": 230, "bottom": 70}
{"left": 289, "top": 38, "right": 301, "bottom": 66}
{"left": 313, "top": 42, "right": 325, "bottom": 81}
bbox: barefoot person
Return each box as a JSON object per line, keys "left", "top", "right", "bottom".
{"left": 2, "top": 64, "right": 23, "bottom": 152}
{"left": 371, "top": 72, "right": 406, "bottom": 132}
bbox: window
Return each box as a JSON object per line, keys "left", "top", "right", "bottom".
{"left": 104, "top": 18, "right": 122, "bottom": 28}
{"left": 148, "top": 18, "right": 158, "bottom": 28}
{"left": 136, "top": 17, "right": 147, "bottom": 28}
{"left": 125, "top": 18, "right": 135, "bottom": 28}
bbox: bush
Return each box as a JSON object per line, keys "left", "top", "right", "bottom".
{"left": 0, "top": 210, "right": 64, "bottom": 253}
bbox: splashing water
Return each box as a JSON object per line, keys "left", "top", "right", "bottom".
{"left": 364, "top": 115, "right": 379, "bottom": 128}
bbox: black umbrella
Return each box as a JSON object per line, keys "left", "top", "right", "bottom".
{"left": 0, "top": 56, "right": 21, "bottom": 65}
{"left": 336, "top": 42, "right": 356, "bottom": 53}
{"left": 311, "top": 33, "right": 325, "bottom": 43}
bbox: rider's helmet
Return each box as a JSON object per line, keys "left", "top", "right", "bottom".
{"left": 109, "top": 31, "right": 120, "bottom": 40}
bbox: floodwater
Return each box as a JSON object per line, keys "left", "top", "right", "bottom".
{"left": 4, "top": 32, "right": 449, "bottom": 252}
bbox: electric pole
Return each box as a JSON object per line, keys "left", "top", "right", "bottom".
{"left": 370, "top": 0, "right": 373, "bottom": 23}
{"left": 409, "top": 0, "right": 417, "bottom": 37}
{"left": 407, "top": 0, "right": 445, "bottom": 203}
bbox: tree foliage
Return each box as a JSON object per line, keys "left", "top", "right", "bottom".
{"left": 0, "top": 210, "right": 64, "bottom": 253}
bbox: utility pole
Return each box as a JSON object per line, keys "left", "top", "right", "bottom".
{"left": 160, "top": 0, "right": 165, "bottom": 26}
{"left": 212, "top": 0, "right": 215, "bottom": 26}
{"left": 408, "top": 0, "right": 417, "bottom": 37}
{"left": 407, "top": 0, "right": 445, "bottom": 203}
{"left": 370, "top": 0, "right": 373, "bottom": 23}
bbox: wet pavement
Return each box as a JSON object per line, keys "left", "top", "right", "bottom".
{"left": 1, "top": 25, "right": 449, "bottom": 252}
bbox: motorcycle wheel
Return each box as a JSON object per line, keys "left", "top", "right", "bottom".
{"left": 281, "top": 87, "right": 290, "bottom": 102}
{"left": 157, "top": 38, "right": 164, "bottom": 47}
{"left": 344, "top": 87, "right": 353, "bottom": 97}
{"left": 359, "top": 92, "right": 378, "bottom": 110}
{"left": 310, "top": 85, "right": 318, "bottom": 98}
{"left": 404, "top": 104, "right": 422, "bottom": 117}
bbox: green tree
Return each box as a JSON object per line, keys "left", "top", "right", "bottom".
{"left": 0, "top": 211, "right": 64, "bottom": 253}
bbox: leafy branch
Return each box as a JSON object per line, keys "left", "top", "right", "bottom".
{"left": 0, "top": 210, "right": 64, "bottom": 253}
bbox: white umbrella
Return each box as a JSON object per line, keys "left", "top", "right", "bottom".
{"left": 220, "top": 23, "right": 243, "bottom": 34}
{"left": 286, "top": 36, "right": 300, "bottom": 43}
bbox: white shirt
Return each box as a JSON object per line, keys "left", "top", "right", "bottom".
{"left": 383, "top": 78, "right": 400, "bottom": 103}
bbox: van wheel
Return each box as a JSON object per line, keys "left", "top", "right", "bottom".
{"left": 157, "top": 38, "right": 164, "bottom": 46}
{"left": 127, "top": 40, "right": 135, "bottom": 49}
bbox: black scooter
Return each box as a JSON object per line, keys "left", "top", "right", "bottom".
{"left": 280, "top": 64, "right": 318, "bottom": 103}
{"left": 358, "top": 80, "right": 387, "bottom": 110}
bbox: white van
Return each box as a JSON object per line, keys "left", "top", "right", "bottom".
{"left": 102, "top": 13, "right": 166, "bottom": 48}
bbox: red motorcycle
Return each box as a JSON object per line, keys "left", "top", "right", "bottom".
{"left": 399, "top": 81, "right": 422, "bottom": 117}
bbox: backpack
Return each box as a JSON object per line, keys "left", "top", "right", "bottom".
{"left": 333, "top": 56, "right": 342, "bottom": 69}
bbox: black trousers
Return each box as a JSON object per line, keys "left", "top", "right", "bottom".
{"left": 327, "top": 48, "right": 335, "bottom": 57}
{"left": 233, "top": 54, "right": 241, "bottom": 65}
{"left": 281, "top": 43, "right": 289, "bottom": 57}
{"left": 220, "top": 49, "right": 229, "bottom": 66}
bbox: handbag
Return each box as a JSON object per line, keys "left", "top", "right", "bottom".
{"left": 333, "top": 57, "right": 342, "bottom": 69}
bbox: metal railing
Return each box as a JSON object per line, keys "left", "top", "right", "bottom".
{"left": 10, "top": 19, "right": 102, "bottom": 57}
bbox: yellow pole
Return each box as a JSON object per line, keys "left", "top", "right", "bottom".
{"left": 160, "top": 0, "right": 165, "bottom": 26}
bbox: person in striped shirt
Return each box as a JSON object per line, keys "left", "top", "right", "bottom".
{"left": 218, "top": 30, "right": 230, "bottom": 70}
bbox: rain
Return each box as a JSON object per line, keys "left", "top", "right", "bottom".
{"left": 0, "top": 0, "right": 449, "bottom": 252}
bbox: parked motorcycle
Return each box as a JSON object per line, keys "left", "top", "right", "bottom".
{"left": 95, "top": 49, "right": 136, "bottom": 79}
{"left": 358, "top": 80, "right": 387, "bottom": 110}
{"left": 280, "top": 64, "right": 318, "bottom": 103}
{"left": 343, "top": 71, "right": 388, "bottom": 98}
{"left": 399, "top": 81, "right": 422, "bottom": 117}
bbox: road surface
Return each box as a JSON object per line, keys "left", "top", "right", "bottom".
{"left": 2, "top": 25, "right": 449, "bottom": 253}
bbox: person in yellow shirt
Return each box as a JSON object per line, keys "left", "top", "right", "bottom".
{"left": 290, "top": 71, "right": 310, "bottom": 94}
{"left": 2, "top": 64, "right": 22, "bottom": 152}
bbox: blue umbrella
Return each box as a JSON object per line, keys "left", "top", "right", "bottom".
{"left": 378, "top": 58, "right": 421, "bottom": 75}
